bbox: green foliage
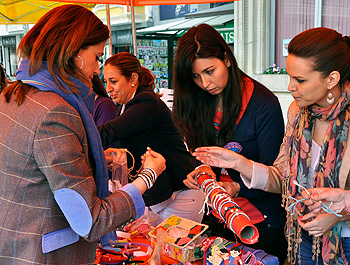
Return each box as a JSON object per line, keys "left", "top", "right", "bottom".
{"left": 263, "top": 64, "right": 287, "bottom": 74}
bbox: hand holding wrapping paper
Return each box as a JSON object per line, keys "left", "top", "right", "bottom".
{"left": 195, "top": 171, "right": 259, "bottom": 244}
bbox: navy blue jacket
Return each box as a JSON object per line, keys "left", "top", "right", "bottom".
{"left": 224, "top": 79, "right": 286, "bottom": 229}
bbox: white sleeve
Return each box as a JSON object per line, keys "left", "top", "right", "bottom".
{"left": 240, "top": 161, "right": 269, "bottom": 189}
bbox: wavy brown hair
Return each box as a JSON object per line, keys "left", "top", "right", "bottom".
{"left": 172, "top": 23, "right": 245, "bottom": 152}
{"left": 3, "top": 4, "right": 109, "bottom": 105}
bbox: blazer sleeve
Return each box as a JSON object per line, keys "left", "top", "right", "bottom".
{"left": 33, "top": 102, "right": 141, "bottom": 242}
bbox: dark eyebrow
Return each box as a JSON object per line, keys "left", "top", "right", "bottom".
{"left": 201, "top": 65, "right": 214, "bottom": 73}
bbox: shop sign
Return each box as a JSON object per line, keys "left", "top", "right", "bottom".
{"left": 2, "top": 36, "right": 16, "bottom": 47}
{"left": 220, "top": 31, "right": 234, "bottom": 44}
{"left": 160, "top": 5, "right": 190, "bottom": 20}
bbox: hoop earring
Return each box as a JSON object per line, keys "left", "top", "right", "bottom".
{"left": 77, "top": 55, "right": 84, "bottom": 70}
{"left": 327, "top": 91, "right": 335, "bottom": 105}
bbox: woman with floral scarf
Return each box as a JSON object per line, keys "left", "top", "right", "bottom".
{"left": 185, "top": 27, "right": 350, "bottom": 265}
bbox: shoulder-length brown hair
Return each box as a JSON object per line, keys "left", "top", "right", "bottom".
{"left": 3, "top": 4, "right": 109, "bottom": 105}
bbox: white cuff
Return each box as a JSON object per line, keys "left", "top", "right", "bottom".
{"left": 240, "top": 161, "right": 268, "bottom": 190}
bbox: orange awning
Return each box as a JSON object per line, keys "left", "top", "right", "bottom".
{"left": 54, "top": 0, "right": 235, "bottom": 5}
{"left": 0, "top": 0, "right": 94, "bottom": 24}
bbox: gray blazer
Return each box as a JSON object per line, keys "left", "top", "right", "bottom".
{"left": 0, "top": 88, "right": 138, "bottom": 264}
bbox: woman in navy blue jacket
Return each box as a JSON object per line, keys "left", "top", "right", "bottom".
{"left": 172, "top": 23, "right": 287, "bottom": 263}
{"left": 97, "top": 52, "right": 204, "bottom": 223}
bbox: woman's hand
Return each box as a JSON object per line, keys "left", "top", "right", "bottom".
{"left": 192, "top": 147, "right": 239, "bottom": 169}
{"left": 183, "top": 165, "right": 240, "bottom": 198}
{"left": 301, "top": 187, "right": 350, "bottom": 214}
{"left": 298, "top": 212, "right": 340, "bottom": 237}
{"left": 216, "top": 181, "right": 240, "bottom": 198}
{"left": 104, "top": 148, "right": 126, "bottom": 169}
{"left": 192, "top": 146, "right": 253, "bottom": 180}
{"left": 183, "top": 165, "right": 215, "bottom": 190}
{"left": 141, "top": 147, "right": 166, "bottom": 177}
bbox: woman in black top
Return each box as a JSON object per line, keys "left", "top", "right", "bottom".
{"left": 98, "top": 52, "right": 204, "bottom": 223}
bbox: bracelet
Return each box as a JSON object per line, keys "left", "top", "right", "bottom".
{"left": 138, "top": 173, "right": 153, "bottom": 189}
{"left": 195, "top": 171, "right": 214, "bottom": 182}
{"left": 138, "top": 167, "right": 159, "bottom": 189}
{"left": 142, "top": 167, "right": 157, "bottom": 183}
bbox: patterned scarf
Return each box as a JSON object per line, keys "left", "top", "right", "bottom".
{"left": 283, "top": 81, "right": 350, "bottom": 264}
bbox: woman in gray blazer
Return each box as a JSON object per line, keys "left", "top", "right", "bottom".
{"left": 0, "top": 4, "right": 165, "bottom": 264}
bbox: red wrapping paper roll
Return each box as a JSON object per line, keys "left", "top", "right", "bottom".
{"left": 196, "top": 172, "right": 259, "bottom": 245}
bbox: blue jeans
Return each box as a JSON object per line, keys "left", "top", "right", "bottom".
{"left": 297, "top": 229, "right": 350, "bottom": 264}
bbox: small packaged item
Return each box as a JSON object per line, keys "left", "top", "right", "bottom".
{"left": 109, "top": 150, "right": 128, "bottom": 192}
{"left": 148, "top": 215, "right": 208, "bottom": 262}
{"left": 202, "top": 236, "right": 279, "bottom": 265}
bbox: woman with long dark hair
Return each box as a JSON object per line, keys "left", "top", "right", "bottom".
{"left": 173, "top": 23, "right": 287, "bottom": 262}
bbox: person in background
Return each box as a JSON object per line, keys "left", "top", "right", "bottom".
{"left": 190, "top": 27, "right": 350, "bottom": 264}
{"left": 98, "top": 57, "right": 106, "bottom": 86}
{"left": 0, "top": 5, "right": 166, "bottom": 264}
{"left": 172, "top": 23, "right": 287, "bottom": 263}
{"left": 98, "top": 52, "right": 205, "bottom": 223}
{"left": 92, "top": 75, "right": 118, "bottom": 149}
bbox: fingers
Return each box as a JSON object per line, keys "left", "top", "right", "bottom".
{"left": 183, "top": 179, "right": 200, "bottom": 190}
{"left": 185, "top": 170, "right": 201, "bottom": 190}
{"left": 141, "top": 148, "right": 154, "bottom": 164}
{"left": 194, "top": 146, "right": 222, "bottom": 153}
{"left": 217, "top": 181, "right": 237, "bottom": 198}
{"left": 306, "top": 201, "right": 323, "bottom": 213}
{"left": 142, "top": 148, "right": 166, "bottom": 177}
{"left": 192, "top": 147, "right": 216, "bottom": 165}
{"left": 146, "top": 147, "right": 158, "bottom": 158}
{"left": 104, "top": 148, "right": 116, "bottom": 156}
{"left": 307, "top": 188, "right": 335, "bottom": 202}
{"left": 187, "top": 170, "right": 199, "bottom": 185}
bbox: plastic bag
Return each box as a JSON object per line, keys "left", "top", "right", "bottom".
{"left": 109, "top": 150, "right": 128, "bottom": 192}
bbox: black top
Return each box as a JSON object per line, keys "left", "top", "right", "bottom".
{"left": 98, "top": 86, "right": 197, "bottom": 206}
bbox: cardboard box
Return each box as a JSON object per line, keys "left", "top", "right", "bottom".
{"left": 148, "top": 215, "right": 208, "bottom": 262}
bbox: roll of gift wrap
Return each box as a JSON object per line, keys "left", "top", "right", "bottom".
{"left": 196, "top": 173, "right": 259, "bottom": 245}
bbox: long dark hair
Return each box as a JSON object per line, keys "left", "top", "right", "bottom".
{"left": 3, "top": 4, "right": 109, "bottom": 105}
{"left": 105, "top": 52, "right": 155, "bottom": 89}
{"left": 288, "top": 27, "right": 350, "bottom": 87}
{"left": 172, "top": 23, "right": 245, "bottom": 152}
{"left": 92, "top": 75, "right": 109, "bottom": 98}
